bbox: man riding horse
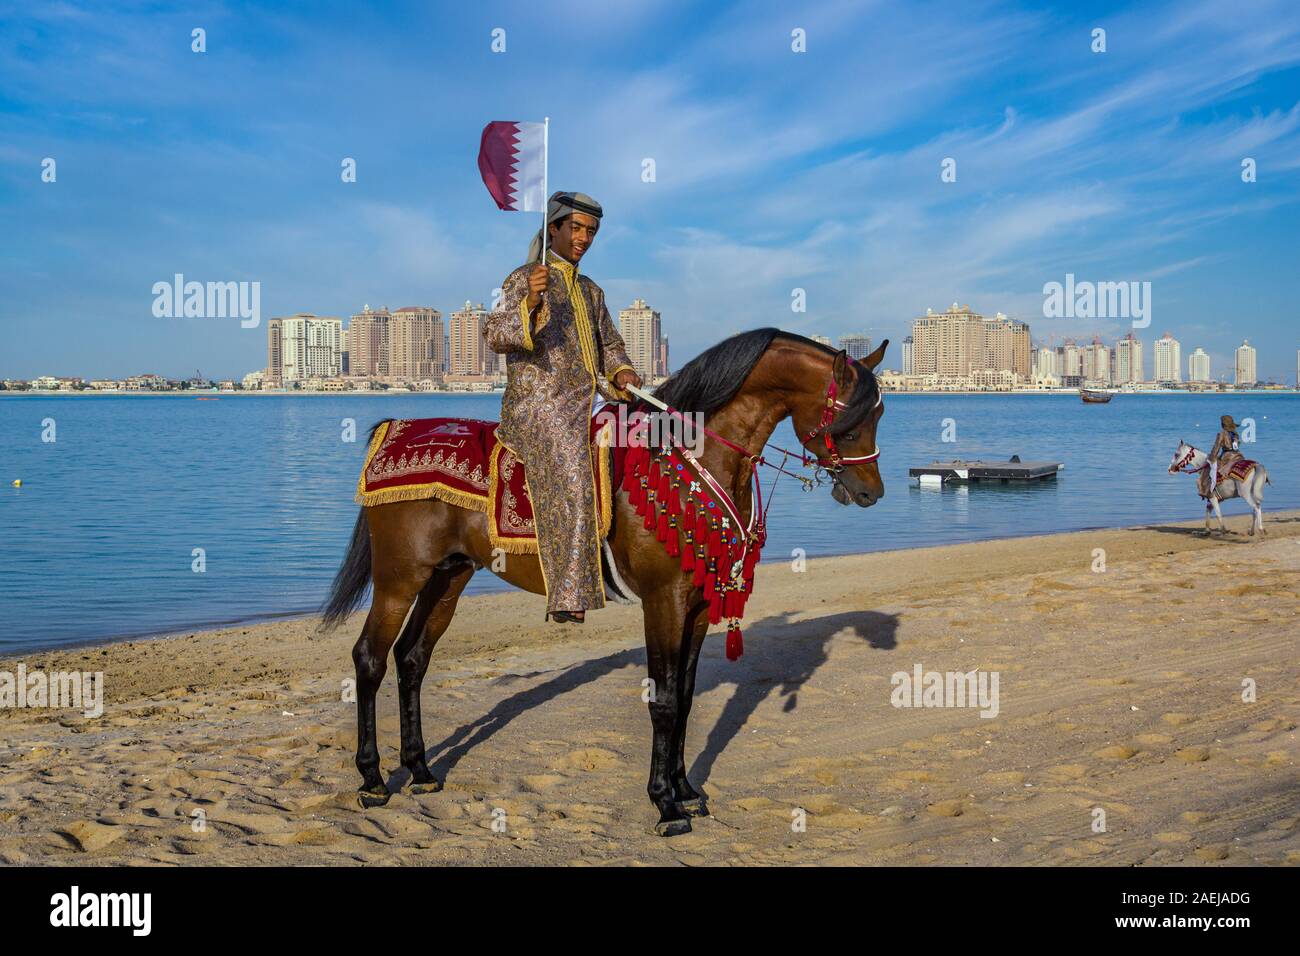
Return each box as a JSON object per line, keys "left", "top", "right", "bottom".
{"left": 483, "top": 191, "right": 642, "bottom": 624}
{"left": 1200, "top": 414, "right": 1243, "bottom": 500}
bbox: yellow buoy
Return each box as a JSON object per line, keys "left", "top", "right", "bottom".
{"left": 11, "top": 479, "right": 21, "bottom": 488}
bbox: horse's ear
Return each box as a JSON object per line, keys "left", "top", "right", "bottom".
{"left": 862, "top": 338, "right": 889, "bottom": 371}
{"left": 832, "top": 350, "right": 852, "bottom": 388}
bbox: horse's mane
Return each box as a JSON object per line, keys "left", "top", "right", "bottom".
{"left": 645, "top": 328, "right": 880, "bottom": 437}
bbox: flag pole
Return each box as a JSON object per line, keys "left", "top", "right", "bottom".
{"left": 541, "top": 116, "right": 549, "bottom": 263}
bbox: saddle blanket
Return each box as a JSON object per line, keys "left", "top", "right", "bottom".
{"left": 356, "top": 417, "right": 616, "bottom": 554}
{"left": 1217, "top": 458, "right": 1257, "bottom": 483}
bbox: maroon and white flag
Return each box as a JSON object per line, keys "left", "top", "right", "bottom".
{"left": 478, "top": 120, "right": 546, "bottom": 212}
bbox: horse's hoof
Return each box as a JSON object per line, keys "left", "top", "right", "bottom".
{"left": 677, "top": 797, "right": 709, "bottom": 818}
{"left": 357, "top": 786, "right": 391, "bottom": 809}
{"left": 409, "top": 779, "right": 443, "bottom": 795}
{"left": 655, "top": 817, "right": 692, "bottom": 837}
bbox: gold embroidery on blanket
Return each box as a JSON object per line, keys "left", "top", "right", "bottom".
{"left": 497, "top": 448, "right": 536, "bottom": 535}
{"left": 366, "top": 442, "right": 489, "bottom": 490}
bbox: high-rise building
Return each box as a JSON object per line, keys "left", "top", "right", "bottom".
{"left": 810, "top": 334, "right": 833, "bottom": 347}
{"left": 1032, "top": 345, "right": 1057, "bottom": 379}
{"left": 1188, "top": 347, "right": 1211, "bottom": 383}
{"left": 275, "top": 314, "right": 343, "bottom": 383}
{"left": 980, "top": 313, "right": 1030, "bottom": 379}
{"left": 1153, "top": 331, "right": 1181, "bottom": 384}
{"left": 1082, "top": 336, "right": 1111, "bottom": 385}
{"left": 1235, "top": 340, "right": 1257, "bottom": 386}
{"left": 449, "top": 301, "right": 490, "bottom": 376}
{"left": 389, "top": 306, "right": 444, "bottom": 381}
{"left": 348, "top": 306, "right": 390, "bottom": 378}
{"left": 1114, "top": 332, "right": 1144, "bottom": 384}
{"left": 619, "top": 298, "right": 662, "bottom": 383}
{"left": 911, "top": 304, "right": 985, "bottom": 377}
{"left": 911, "top": 304, "right": 1031, "bottom": 380}
{"left": 901, "top": 336, "right": 914, "bottom": 375}
{"left": 1057, "top": 338, "right": 1083, "bottom": 378}
{"left": 838, "top": 334, "right": 873, "bottom": 362}
{"left": 266, "top": 317, "right": 284, "bottom": 384}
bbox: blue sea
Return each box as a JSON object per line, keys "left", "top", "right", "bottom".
{"left": 1, "top": 391, "right": 1296, "bottom": 652}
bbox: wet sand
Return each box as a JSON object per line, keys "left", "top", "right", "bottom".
{"left": 1, "top": 510, "right": 1297, "bottom": 866}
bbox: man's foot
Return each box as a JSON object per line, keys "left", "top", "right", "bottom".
{"left": 550, "top": 610, "right": 586, "bottom": 624}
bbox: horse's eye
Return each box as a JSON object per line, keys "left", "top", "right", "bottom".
{"left": 844, "top": 432, "right": 858, "bottom": 441}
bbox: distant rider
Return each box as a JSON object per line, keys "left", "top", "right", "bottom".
{"left": 1204, "top": 414, "right": 1242, "bottom": 498}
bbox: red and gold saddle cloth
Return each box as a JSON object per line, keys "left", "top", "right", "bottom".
{"left": 1218, "top": 458, "right": 1257, "bottom": 483}
{"left": 356, "top": 417, "right": 616, "bottom": 554}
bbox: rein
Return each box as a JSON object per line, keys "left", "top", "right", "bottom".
{"left": 1171, "top": 446, "right": 1206, "bottom": 474}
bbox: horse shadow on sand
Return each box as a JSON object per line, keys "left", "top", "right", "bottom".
{"left": 1136, "top": 513, "right": 1297, "bottom": 541}
{"left": 397, "top": 608, "right": 899, "bottom": 793}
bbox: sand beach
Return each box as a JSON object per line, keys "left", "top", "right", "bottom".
{"left": 1, "top": 511, "right": 1296, "bottom": 866}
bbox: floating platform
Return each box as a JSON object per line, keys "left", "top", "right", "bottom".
{"left": 909, "top": 457, "right": 1063, "bottom": 485}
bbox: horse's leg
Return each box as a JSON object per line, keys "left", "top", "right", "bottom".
{"left": 670, "top": 601, "right": 711, "bottom": 816}
{"left": 353, "top": 576, "right": 430, "bottom": 807}
{"left": 642, "top": 588, "right": 691, "bottom": 836}
{"left": 1204, "top": 500, "right": 1214, "bottom": 535}
{"left": 1212, "top": 494, "right": 1226, "bottom": 533}
{"left": 1256, "top": 469, "right": 1268, "bottom": 536}
{"left": 394, "top": 560, "right": 475, "bottom": 792}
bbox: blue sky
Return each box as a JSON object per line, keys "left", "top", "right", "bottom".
{"left": 2, "top": 0, "right": 1298, "bottom": 381}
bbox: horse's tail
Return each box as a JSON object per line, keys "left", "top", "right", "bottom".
{"left": 320, "top": 509, "right": 372, "bottom": 631}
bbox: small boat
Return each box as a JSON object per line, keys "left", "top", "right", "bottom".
{"left": 1080, "top": 388, "right": 1114, "bottom": 404}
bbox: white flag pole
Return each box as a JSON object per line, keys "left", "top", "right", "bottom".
{"left": 541, "top": 116, "right": 549, "bottom": 263}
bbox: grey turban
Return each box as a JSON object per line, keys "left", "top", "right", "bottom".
{"left": 527, "top": 191, "right": 603, "bottom": 263}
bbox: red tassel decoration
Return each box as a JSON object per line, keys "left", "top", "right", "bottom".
{"left": 725, "top": 625, "right": 744, "bottom": 661}
{"left": 703, "top": 571, "right": 715, "bottom": 602}
{"left": 692, "top": 552, "right": 706, "bottom": 587}
{"left": 681, "top": 536, "right": 694, "bottom": 572}
{"left": 708, "top": 526, "right": 722, "bottom": 559}
{"left": 709, "top": 590, "right": 723, "bottom": 624}
{"left": 665, "top": 518, "right": 679, "bottom": 557}
{"left": 656, "top": 510, "right": 669, "bottom": 542}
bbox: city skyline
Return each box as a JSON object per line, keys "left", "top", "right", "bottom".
{"left": 4, "top": 2, "right": 1299, "bottom": 383}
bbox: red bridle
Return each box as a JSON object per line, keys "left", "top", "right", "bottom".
{"left": 790, "top": 377, "right": 884, "bottom": 470}
{"left": 1170, "top": 445, "right": 1204, "bottom": 474}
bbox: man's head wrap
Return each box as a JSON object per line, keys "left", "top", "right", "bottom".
{"left": 527, "top": 191, "right": 603, "bottom": 263}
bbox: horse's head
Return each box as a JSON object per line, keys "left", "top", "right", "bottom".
{"left": 791, "top": 340, "right": 888, "bottom": 508}
{"left": 1168, "top": 440, "right": 1199, "bottom": 474}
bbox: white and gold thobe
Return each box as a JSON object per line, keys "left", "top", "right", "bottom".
{"left": 484, "top": 249, "right": 635, "bottom": 614}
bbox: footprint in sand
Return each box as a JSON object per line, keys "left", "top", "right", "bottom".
{"left": 926, "top": 799, "right": 968, "bottom": 818}
{"left": 1093, "top": 744, "right": 1139, "bottom": 760}
{"left": 1194, "top": 844, "right": 1231, "bottom": 861}
{"left": 553, "top": 748, "right": 622, "bottom": 772}
{"left": 1174, "top": 746, "right": 1212, "bottom": 763}
{"left": 520, "top": 774, "right": 567, "bottom": 793}
{"left": 1046, "top": 763, "right": 1089, "bottom": 780}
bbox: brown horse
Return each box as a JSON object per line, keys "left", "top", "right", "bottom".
{"left": 321, "top": 328, "right": 888, "bottom": 835}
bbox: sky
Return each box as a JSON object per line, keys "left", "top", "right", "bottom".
{"left": 1, "top": 0, "right": 1298, "bottom": 382}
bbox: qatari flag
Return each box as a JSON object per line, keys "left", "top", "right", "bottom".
{"left": 478, "top": 120, "right": 546, "bottom": 212}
